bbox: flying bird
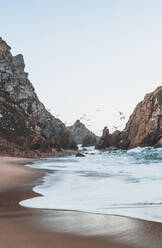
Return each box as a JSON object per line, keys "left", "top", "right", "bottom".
{"left": 113, "top": 125, "right": 118, "bottom": 130}
{"left": 120, "top": 116, "right": 126, "bottom": 120}
{"left": 79, "top": 116, "right": 85, "bottom": 120}
{"left": 118, "top": 111, "right": 123, "bottom": 115}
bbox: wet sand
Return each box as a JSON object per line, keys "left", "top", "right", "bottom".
{"left": 0, "top": 156, "right": 162, "bottom": 248}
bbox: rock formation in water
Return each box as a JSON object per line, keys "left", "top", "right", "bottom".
{"left": 96, "top": 87, "right": 162, "bottom": 150}
{"left": 0, "top": 38, "right": 77, "bottom": 157}
{"left": 68, "top": 120, "right": 98, "bottom": 146}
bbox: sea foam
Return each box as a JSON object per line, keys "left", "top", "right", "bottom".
{"left": 20, "top": 146, "right": 162, "bottom": 223}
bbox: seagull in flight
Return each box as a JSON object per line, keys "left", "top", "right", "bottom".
{"left": 118, "top": 111, "right": 123, "bottom": 115}
{"left": 120, "top": 116, "right": 126, "bottom": 120}
{"left": 79, "top": 116, "right": 85, "bottom": 120}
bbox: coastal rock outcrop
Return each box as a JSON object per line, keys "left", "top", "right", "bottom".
{"left": 0, "top": 38, "right": 77, "bottom": 156}
{"left": 75, "top": 152, "right": 85, "bottom": 157}
{"left": 96, "top": 87, "right": 162, "bottom": 150}
{"left": 68, "top": 120, "right": 98, "bottom": 146}
{"left": 95, "top": 127, "right": 111, "bottom": 149}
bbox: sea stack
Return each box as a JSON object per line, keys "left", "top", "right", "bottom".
{"left": 0, "top": 38, "right": 77, "bottom": 157}
{"left": 68, "top": 120, "right": 98, "bottom": 146}
{"left": 96, "top": 87, "right": 162, "bottom": 149}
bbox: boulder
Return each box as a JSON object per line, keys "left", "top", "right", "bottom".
{"left": 76, "top": 152, "right": 85, "bottom": 157}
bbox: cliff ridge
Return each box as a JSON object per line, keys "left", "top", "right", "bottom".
{"left": 68, "top": 120, "right": 98, "bottom": 146}
{"left": 96, "top": 87, "right": 162, "bottom": 150}
{"left": 0, "top": 38, "right": 77, "bottom": 157}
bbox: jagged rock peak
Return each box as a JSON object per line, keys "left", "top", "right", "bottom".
{"left": 0, "top": 37, "right": 12, "bottom": 62}
{"left": 96, "top": 87, "right": 162, "bottom": 150}
{"left": 0, "top": 38, "right": 77, "bottom": 156}
{"left": 68, "top": 120, "right": 99, "bottom": 146}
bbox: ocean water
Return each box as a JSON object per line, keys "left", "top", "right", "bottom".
{"left": 20, "top": 146, "right": 162, "bottom": 223}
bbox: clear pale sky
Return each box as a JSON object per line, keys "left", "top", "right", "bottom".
{"left": 1, "top": 0, "right": 162, "bottom": 135}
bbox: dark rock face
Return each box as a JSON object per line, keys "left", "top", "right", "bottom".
{"left": 75, "top": 152, "right": 85, "bottom": 157}
{"left": 68, "top": 120, "right": 98, "bottom": 146}
{"left": 95, "top": 127, "right": 111, "bottom": 149}
{"left": 96, "top": 87, "right": 162, "bottom": 150}
{"left": 82, "top": 135, "right": 98, "bottom": 147}
{"left": 0, "top": 38, "right": 77, "bottom": 156}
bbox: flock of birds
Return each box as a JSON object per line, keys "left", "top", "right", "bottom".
{"left": 113, "top": 111, "right": 126, "bottom": 130}
{"left": 78, "top": 111, "right": 126, "bottom": 130}
{"left": 79, "top": 114, "right": 92, "bottom": 127}
{"left": 54, "top": 109, "right": 126, "bottom": 131}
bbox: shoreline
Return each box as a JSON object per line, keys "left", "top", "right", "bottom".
{"left": 0, "top": 148, "right": 77, "bottom": 159}
{"left": 0, "top": 157, "right": 162, "bottom": 248}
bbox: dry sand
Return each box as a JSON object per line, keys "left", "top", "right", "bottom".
{"left": 0, "top": 156, "right": 162, "bottom": 248}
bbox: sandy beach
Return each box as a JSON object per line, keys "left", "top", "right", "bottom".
{"left": 0, "top": 156, "right": 162, "bottom": 248}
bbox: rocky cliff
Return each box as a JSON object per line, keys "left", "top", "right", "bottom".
{"left": 0, "top": 38, "right": 77, "bottom": 157}
{"left": 96, "top": 87, "right": 162, "bottom": 150}
{"left": 68, "top": 120, "right": 98, "bottom": 146}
